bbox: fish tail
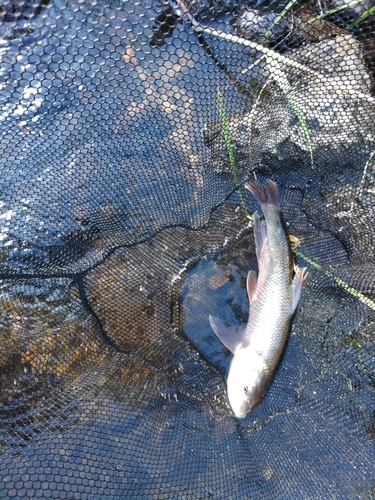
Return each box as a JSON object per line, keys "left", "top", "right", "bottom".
{"left": 244, "top": 180, "right": 280, "bottom": 210}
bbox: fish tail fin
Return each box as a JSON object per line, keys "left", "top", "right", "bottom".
{"left": 245, "top": 180, "right": 280, "bottom": 210}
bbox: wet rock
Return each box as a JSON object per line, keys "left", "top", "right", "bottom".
{"left": 204, "top": 33, "right": 375, "bottom": 176}
{"left": 232, "top": 4, "right": 348, "bottom": 49}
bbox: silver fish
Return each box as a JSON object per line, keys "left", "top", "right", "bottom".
{"left": 209, "top": 180, "right": 307, "bottom": 418}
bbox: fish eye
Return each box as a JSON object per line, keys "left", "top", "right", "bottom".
{"left": 244, "top": 386, "right": 248, "bottom": 394}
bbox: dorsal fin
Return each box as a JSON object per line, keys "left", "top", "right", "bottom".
{"left": 253, "top": 211, "right": 268, "bottom": 262}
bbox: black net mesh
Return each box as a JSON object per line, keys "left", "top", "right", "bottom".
{"left": 1, "top": 0, "right": 375, "bottom": 497}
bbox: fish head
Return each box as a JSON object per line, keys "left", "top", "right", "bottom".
{"left": 227, "top": 348, "right": 271, "bottom": 419}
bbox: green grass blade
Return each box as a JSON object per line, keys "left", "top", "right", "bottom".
{"left": 217, "top": 92, "right": 252, "bottom": 219}
{"left": 308, "top": 0, "right": 365, "bottom": 22}
{"left": 296, "top": 250, "right": 375, "bottom": 311}
{"left": 288, "top": 98, "right": 314, "bottom": 169}
{"left": 349, "top": 4, "right": 375, "bottom": 27}
{"left": 261, "top": 0, "right": 300, "bottom": 43}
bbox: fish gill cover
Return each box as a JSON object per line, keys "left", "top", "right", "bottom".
{"left": 0, "top": 0, "right": 374, "bottom": 498}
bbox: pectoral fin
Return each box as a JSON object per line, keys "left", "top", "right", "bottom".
{"left": 209, "top": 315, "right": 245, "bottom": 354}
{"left": 247, "top": 270, "right": 258, "bottom": 304}
{"left": 292, "top": 267, "right": 308, "bottom": 313}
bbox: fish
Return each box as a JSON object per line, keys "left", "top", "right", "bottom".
{"left": 209, "top": 180, "right": 307, "bottom": 418}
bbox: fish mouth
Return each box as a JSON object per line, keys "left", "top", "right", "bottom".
{"left": 232, "top": 399, "right": 254, "bottom": 419}
{"left": 234, "top": 409, "right": 248, "bottom": 419}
